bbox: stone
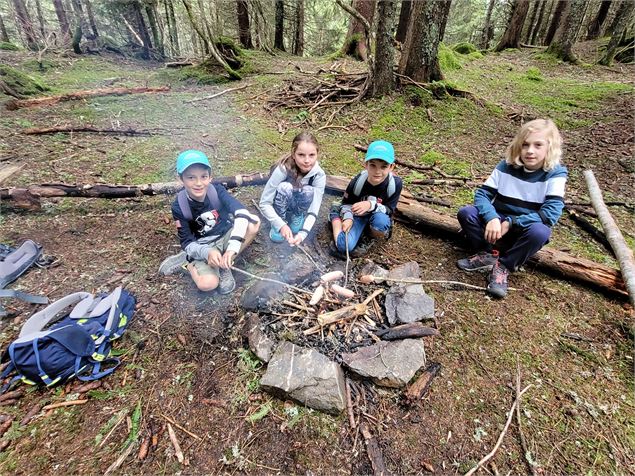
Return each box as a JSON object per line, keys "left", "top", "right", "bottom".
{"left": 359, "top": 260, "right": 389, "bottom": 282}
{"left": 281, "top": 254, "right": 316, "bottom": 285}
{"left": 260, "top": 342, "right": 346, "bottom": 414}
{"left": 239, "top": 272, "right": 287, "bottom": 311}
{"left": 388, "top": 261, "right": 420, "bottom": 280}
{"left": 385, "top": 283, "right": 435, "bottom": 325}
{"left": 242, "top": 313, "right": 275, "bottom": 363}
{"left": 341, "top": 339, "right": 426, "bottom": 388}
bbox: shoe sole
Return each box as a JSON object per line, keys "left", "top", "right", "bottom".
{"left": 486, "top": 285, "right": 507, "bottom": 298}
{"left": 457, "top": 264, "right": 494, "bottom": 273}
{"left": 159, "top": 254, "right": 187, "bottom": 275}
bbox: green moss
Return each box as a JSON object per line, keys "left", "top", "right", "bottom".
{"left": 22, "top": 58, "right": 59, "bottom": 72}
{"left": 0, "top": 64, "right": 50, "bottom": 96}
{"left": 179, "top": 65, "right": 229, "bottom": 85}
{"left": 0, "top": 42, "right": 19, "bottom": 51}
{"left": 418, "top": 149, "right": 471, "bottom": 178}
{"left": 533, "top": 52, "right": 562, "bottom": 65}
{"left": 525, "top": 67, "right": 543, "bottom": 81}
{"left": 453, "top": 42, "right": 478, "bottom": 55}
{"left": 439, "top": 43, "right": 462, "bottom": 72}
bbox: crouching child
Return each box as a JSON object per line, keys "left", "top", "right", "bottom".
{"left": 159, "top": 150, "right": 260, "bottom": 293}
{"left": 330, "top": 140, "right": 403, "bottom": 257}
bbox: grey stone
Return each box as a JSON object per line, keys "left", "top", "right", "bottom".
{"left": 239, "top": 272, "right": 287, "bottom": 311}
{"left": 360, "top": 261, "right": 389, "bottom": 282}
{"left": 260, "top": 342, "right": 346, "bottom": 414}
{"left": 385, "top": 283, "right": 435, "bottom": 325}
{"left": 341, "top": 339, "right": 426, "bottom": 388}
{"left": 281, "top": 254, "right": 316, "bottom": 285}
{"left": 242, "top": 313, "right": 276, "bottom": 363}
{"left": 388, "top": 261, "right": 420, "bottom": 280}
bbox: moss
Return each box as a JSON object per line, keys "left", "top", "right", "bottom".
{"left": 22, "top": 58, "right": 59, "bottom": 72}
{"left": 418, "top": 149, "right": 471, "bottom": 178}
{"left": 453, "top": 42, "right": 478, "bottom": 55}
{"left": 466, "top": 51, "right": 484, "bottom": 60}
{"left": 439, "top": 43, "right": 462, "bottom": 72}
{"left": 0, "top": 64, "right": 50, "bottom": 96}
{"left": 0, "top": 42, "right": 19, "bottom": 51}
{"left": 179, "top": 65, "right": 229, "bottom": 85}
{"left": 525, "top": 67, "right": 543, "bottom": 81}
{"left": 533, "top": 52, "right": 562, "bottom": 65}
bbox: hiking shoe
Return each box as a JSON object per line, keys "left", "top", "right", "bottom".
{"left": 350, "top": 237, "right": 375, "bottom": 258}
{"left": 328, "top": 241, "right": 347, "bottom": 260}
{"left": 487, "top": 261, "right": 509, "bottom": 299}
{"left": 288, "top": 214, "right": 304, "bottom": 235}
{"left": 269, "top": 227, "right": 285, "bottom": 243}
{"left": 457, "top": 250, "right": 499, "bottom": 272}
{"left": 218, "top": 268, "right": 236, "bottom": 294}
{"left": 159, "top": 251, "right": 188, "bottom": 275}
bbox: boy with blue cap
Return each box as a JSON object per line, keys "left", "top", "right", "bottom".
{"left": 329, "top": 140, "right": 403, "bottom": 257}
{"left": 159, "top": 150, "right": 260, "bottom": 294}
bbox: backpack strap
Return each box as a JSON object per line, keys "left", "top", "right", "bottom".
{"left": 307, "top": 175, "right": 315, "bottom": 187}
{"left": 0, "top": 240, "right": 42, "bottom": 289}
{"left": 93, "top": 287, "right": 122, "bottom": 346}
{"left": 177, "top": 185, "right": 221, "bottom": 222}
{"left": 18, "top": 292, "right": 92, "bottom": 338}
{"left": 353, "top": 171, "right": 369, "bottom": 197}
{"left": 387, "top": 173, "right": 396, "bottom": 199}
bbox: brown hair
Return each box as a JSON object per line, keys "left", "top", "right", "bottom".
{"left": 276, "top": 132, "right": 320, "bottom": 187}
{"left": 505, "top": 118, "right": 563, "bottom": 171}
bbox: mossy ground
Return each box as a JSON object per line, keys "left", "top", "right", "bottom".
{"left": 0, "top": 42, "right": 633, "bottom": 474}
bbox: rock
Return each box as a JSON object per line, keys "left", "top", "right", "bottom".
{"left": 242, "top": 313, "right": 275, "bottom": 363}
{"left": 239, "top": 272, "right": 287, "bottom": 311}
{"left": 260, "top": 342, "right": 346, "bottom": 414}
{"left": 281, "top": 254, "right": 316, "bottom": 285}
{"left": 388, "top": 261, "right": 420, "bottom": 280}
{"left": 385, "top": 283, "right": 435, "bottom": 325}
{"left": 359, "top": 261, "right": 389, "bottom": 282}
{"left": 341, "top": 339, "right": 426, "bottom": 388}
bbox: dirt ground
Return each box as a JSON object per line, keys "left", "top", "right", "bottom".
{"left": 0, "top": 41, "right": 633, "bottom": 475}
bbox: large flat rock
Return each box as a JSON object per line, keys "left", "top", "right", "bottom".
{"left": 385, "top": 283, "right": 435, "bottom": 324}
{"left": 242, "top": 313, "right": 275, "bottom": 363}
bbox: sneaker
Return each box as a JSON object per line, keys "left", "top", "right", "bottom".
{"left": 328, "top": 241, "right": 347, "bottom": 260}
{"left": 218, "top": 268, "right": 236, "bottom": 294}
{"left": 288, "top": 214, "right": 304, "bottom": 235}
{"left": 159, "top": 251, "right": 188, "bottom": 275}
{"left": 487, "top": 261, "right": 509, "bottom": 298}
{"left": 457, "top": 250, "right": 499, "bottom": 272}
{"left": 269, "top": 227, "right": 285, "bottom": 243}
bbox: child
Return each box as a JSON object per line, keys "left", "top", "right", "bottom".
{"left": 456, "top": 118, "right": 567, "bottom": 298}
{"left": 159, "top": 150, "right": 260, "bottom": 294}
{"left": 330, "top": 140, "right": 403, "bottom": 256}
{"left": 259, "top": 132, "right": 326, "bottom": 246}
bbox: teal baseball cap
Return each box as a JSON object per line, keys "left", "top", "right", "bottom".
{"left": 365, "top": 140, "right": 395, "bottom": 164}
{"left": 176, "top": 150, "right": 211, "bottom": 174}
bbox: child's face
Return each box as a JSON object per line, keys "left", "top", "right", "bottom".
{"left": 180, "top": 164, "right": 211, "bottom": 201}
{"left": 293, "top": 141, "right": 318, "bottom": 174}
{"left": 520, "top": 129, "right": 549, "bottom": 170}
{"left": 365, "top": 159, "right": 394, "bottom": 185}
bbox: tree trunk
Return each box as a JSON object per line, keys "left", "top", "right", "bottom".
{"left": 479, "top": 0, "right": 496, "bottom": 49}
{"left": 12, "top": 0, "right": 38, "bottom": 50}
{"left": 587, "top": 1, "right": 612, "bottom": 40}
{"left": 494, "top": 0, "right": 531, "bottom": 51}
{"left": 34, "top": 0, "right": 46, "bottom": 38}
{"left": 145, "top": 4, "right": 164, "bottom": 57}
{"left": 545, "top": 0, "right": 586, "bottom": 63}
{"left": 52, "top": 0, "right": 71, "bottom": 41}
{"left": 370, "top": 0, "right": 397, "bottom": 97}
{"left": 523, "top": 0, "right": 540, "bottom": 43}
{"left": 529, "top": 0, "right": 547, "bottom": 45}
{"left": 236, "top": 0, "right": 253, "bottom": 48}
{"left": 341, "top": 0, "right": 375, "bottom": 60}
{"left": 130, "top": 2, "right": 153, "bottom": 59}
{"left": 399, "top": 0, "right": 452, "bottom": 83}
{"left": 395, "top": 0, "right": 411, "bottom": 43}
{"left": 71, "top": 0, "right": 92, "bottom": 42}
{"left": 536, "top": 0, "right": 556, "bottom": 44}
{"left": 545, "top": 0, "right": 567, "bottom": 45}
{"left": 164, "top": 0, "right": 180, "bottom": 56}
{"left": 274, "top": 0, "right": 285, "bottom": 50}
{"left": 83, "top": 0, "right": 99, "bottom": 39}
{"left": 598, "top": 0, "right": 635, "bottom": 65}
{"left": 0, "top": 13, "right": 10, "bottom": 43}
{"left": 293, "top": 0, "right": 304, "bottom": 56}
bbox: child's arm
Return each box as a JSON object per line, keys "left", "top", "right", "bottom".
{"left": 259, "top": 165, "right": 288, "bottom": 232}
{"left": 338, "top": 174, "right": 361, "bottom": 221}
{"left": 513, "top": 169, "right": 567, "bottom": 228}
{"left": 474, "top": 162, "right": 504, "bottom": 223}
{"left": 216, "top": 185, "right": 258, "bottom": 255}
{"left": 171, "top": 200, "right": 212, "bottom": 261}
{"left": 296, "top": 172, "right": 326, "bottom": 242}
{"left": 379, "top": 176, "right": 403, "bottom": 214}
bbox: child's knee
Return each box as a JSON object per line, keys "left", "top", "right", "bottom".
{"left": 457, "top": 205, "right": 478, "bottom": 224}
{"left": 195, "top": 274, "right": 219, "bottom": 292}
{"left": 369, "top": 213, "right": 391, "bottom": 234}
{"left": 527, "top": 223, "right": 551, "bottom": 244}
{"left": 336, "top": 232, "right": 354, "bottom": 252}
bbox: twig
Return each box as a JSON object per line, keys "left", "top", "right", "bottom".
{"left": 344, "top": 231, "right": 350, "bottom": 288}
{"left": 297, "top": 243, "right": 326, "bottom": 272}
{"left": 161, "top": 413, "right": 202, "bottom": 441}
{"left": 99, "top": 410, "right": 128, "bottom": 448}
{"left": 104, "top": 440, "right": 137, "bottom": 476}
{"left": 185, "top": 84, "right": 249, "bottom": 104}
{"left": 361, "top": 275, "right": 518, "bottom": 291}
{"left": 463, "top": 384, "right": 533, "bottom": 476}
{"left": 345, "top": 378, "right": 356, "bottom": 430}
{"left": 167, "top": 423, "right": 185, "bottom": 464}
{"left": 231, "top": 265, "right": 311, "bottom": 295}
{"left": 42, "top": 399, "right": 88, "bottom": 410}
{"left": 516, "top": 358, "right": 538, "bottom": 475}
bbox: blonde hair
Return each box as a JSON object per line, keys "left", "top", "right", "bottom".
{"left": 277, "top": 132, "right": 320, "bottom": 187}
{"left": 505, "top": 119, "right": 562, "bottom": 171}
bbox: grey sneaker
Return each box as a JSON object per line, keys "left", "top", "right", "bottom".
{"left": 159, "top": 251, "right": 188, "bottom": 275}
{"left": 487, "top": 261, "right": 509, "bottom": 298}
{"left": 457, "top": 250, "right": 499, "bottom": 272}
{"left": 218, "top": 268, "right": 236, "bottom": 294}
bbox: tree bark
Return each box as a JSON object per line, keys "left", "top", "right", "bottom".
{"left": 479, "top": 0, "right": 496, "bottom": 49}
{"left": 584, "top": 170, "right": 635, "bottom": 308}
{"left": 83, "top": 0, "right": 99, "bottom": 39}
{"left": 545, "top": 0, "right": 567, "bottom": 45}
{"left": 404, "top": 362, "right": 441, "bottom": 405}
{"left": 494, "top": 0, "right": 531, "bottom": 51}
{"left": 71, "top": 0, "right": 94, "bottom": 41}
{"left": 274, "top": 0, "right": 285, "bottom": 50}
{"left": 545, "top": 0, "right": 586, "bottom": 63}
{"left": 145, "top": 4, "right": 164, "bottom": 57}
{"left": 399, "top": 0, "right": 452, "bottom": 83}
{"left": 236, "top": 0, "right": 253, "bottom": 48}
{"left": 0, "top": 13, "right": 10, "bottom": 43}
{"left": 523, "top": 0, "right": 541, "bottom": 43}
{"left": 52, "top": 0, "right": 71, "bottom": 41}
{"left": 597, "top": 0, "right": 635, "bottom": 65}
{"left": 12, "top": 0, "right": 38, "bottom": 50}
{"left": 586, "top": 1, "right": 612, "bottom": 40}
{"left": 529, "top": 0, "right": 547, "bottom": 45}
{"left": 34, "top": 0, "right": 46, "bottom": 38}
{"left": 395, "top": 0, "right": 411, "bottom": 43}
{"left": 292, "top": 0, "right": 304, "bottom": 56}
{"left": 164, "top": 0, "right": 180, "bottom": 56}
{"left": 340, "top": 0, "right": 375, "bottom": 60}
{"left": 370, "top": 0, "right": 397, "bottom": 98}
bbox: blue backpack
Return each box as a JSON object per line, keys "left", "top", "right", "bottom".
{"left": 1, "top": 287, "right": 136, "bottom": 390}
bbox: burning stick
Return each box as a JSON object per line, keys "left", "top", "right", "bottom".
{"left": 304, "top": 289, "right": 383, "bottom": 334}
{"left": 231, "top": 266, "right": 312, "bottom": 295}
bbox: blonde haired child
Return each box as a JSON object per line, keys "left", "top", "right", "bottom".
{"left": 456, "top": 119, "right": 567, "bottom": 298}
{"left": 259, "top": 132, "right": 326, "bottom": 246}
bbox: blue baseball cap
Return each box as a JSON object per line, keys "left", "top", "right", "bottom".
{"left": 176, "top": 150, "right": 211, "bottom": 174}
{"left": 365, "top": 140, "right": 395, "bottom": 164}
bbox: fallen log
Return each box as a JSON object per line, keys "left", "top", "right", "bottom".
{"left": 584, "top": 170, "right": 635, "bottom": 307}
{"left": 5, "top": 86, "right": 171, "bottom": 110}
{"left": 22, "top": 126, "right": 158, "bottom": 136}
{"left": 404, "top": 362, "right": 441, "bottom": 405}
{"left": 567, "top": 209, "right": 614, "bottom": 256}
{"left": 376, "top": 323, "right": 440, "bottom": 341}
{"left": 360, "top": 423, "right": 388, "bottom": 476}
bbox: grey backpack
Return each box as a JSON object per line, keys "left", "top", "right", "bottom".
{"left": 0, "top": 241, "right": 48, "bottom": 317}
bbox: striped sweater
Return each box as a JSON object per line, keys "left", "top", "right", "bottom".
{"left": 474, "top": 160, "right": 568, "bottom": 228}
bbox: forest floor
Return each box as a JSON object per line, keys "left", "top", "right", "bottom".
{"left": 0, "top": 40, "right": 633, "bottom": 475}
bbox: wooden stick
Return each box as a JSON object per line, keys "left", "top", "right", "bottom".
{"left": 463, "top": 384, "right": 532, "bottom": 476}
{"left": 161, "top": 413, "right": 202, "bottom": 440}
{"left": 231, "top": 266, "right": 311, "bottom": 295}
{"left": 42, "top": 399, "right": 88, "bottom": 410}
{"left": 22, "top": 125, "right": 158, "bottom": 136}
{"left": 167, "top": 423, "right": 185, "bottom": 464}
{"left": 104, "top": 439, "right": 137, "bottom": 476}
{"left": 345, "top": 378, "right": 356, "bottom": 429}
{"left": 360, "top": 423, "right": 388, "bottom": 476}
{"left": 359, "top": 275, "right": 506, "bottom": 292}
{"left": 584, "top": 169, "right": 635, "bottom": 308}
{"left": 185, "top": 84, "right": 249, "bottom": 103}
{"left": 99, "top": 410, "right": 128, "bottom": 448}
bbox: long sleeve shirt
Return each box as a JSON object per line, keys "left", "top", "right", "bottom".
{"left": 340, "top": 171, "right": 403, "bottom": 219}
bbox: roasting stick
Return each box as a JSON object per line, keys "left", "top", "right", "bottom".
{"left": 344, "top": 231, "right": 351, "bottom": 288}
{"left": 231, "top": 266, "right": 311, "bottom": 295}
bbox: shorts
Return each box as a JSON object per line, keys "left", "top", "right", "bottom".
{"left": 188, "top": 228, "right": 232, "bottom": 277}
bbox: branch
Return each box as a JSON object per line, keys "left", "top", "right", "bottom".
{"left": 334, "top": 0, "right": 371, "bottom": 37}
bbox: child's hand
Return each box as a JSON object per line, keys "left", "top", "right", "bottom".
{"left": 221, "top": 250, "right": 236, "bottom": 269}
{"left": 279, "top": 224, "right": 293, "bottom": 241}
{"left": 207, "top": 249, "right": 223, "bottom": 268}
{"left": 352, "top": 201, "right": 372, "bottom": 215}
{"left": 288, "top": 234, "right": 302, "bottom": 247}
{"left": 485, "top": 218, "right": 502, "bottom": 244}
{"left": 342, "top": 218, "right": 353, "bottom": 233}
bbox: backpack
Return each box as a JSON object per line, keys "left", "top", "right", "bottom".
{"left": 352, "top": 170, "right": 396, "bottom": 200}
{"left": 177, "top": 185, "right": 221, "bottom": 221}
{"left": 0, "top": 287, "right": 136, "bottom": 391}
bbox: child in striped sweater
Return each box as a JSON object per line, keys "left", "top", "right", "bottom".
{"left": 457, "top": 119, "right": 568, "bottom": 298}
